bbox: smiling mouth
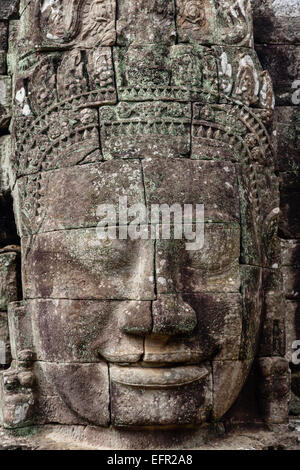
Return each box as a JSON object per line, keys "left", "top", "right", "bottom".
{"left": 110, "top": 364, "right": 210, "bottom": 389}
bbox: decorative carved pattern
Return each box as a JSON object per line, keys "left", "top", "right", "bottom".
{"left": 35, "top": 0, "right": 116, "bottom": 47}
{"left": 15, "top": 105, "right": 101, "bottom": 176}
{"left": 192, "top": 98, "right": 273, "bottom": 163}
{"left": 1, "top": 350, "right": 35, "bottom": 429}
{"left": 79, "top": 0, "right": 116, "bottom": 46}
{"left": 215, "top": 0, "right": 253, "bottom": 47}
{"left": 176, "top": 0, "right": 253, "bottom": 47}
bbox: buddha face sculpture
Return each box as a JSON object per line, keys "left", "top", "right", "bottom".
{"left": 0, "top": 0, "right": 283, "bottom": 431}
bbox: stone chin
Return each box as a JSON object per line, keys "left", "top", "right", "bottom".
{"left": 44, "top": 356, "right": 256, "bottom": 428}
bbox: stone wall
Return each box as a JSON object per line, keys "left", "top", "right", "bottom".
{"left": 0, "top": 0, "right": 20, "bottom": 374}
{"left": 251, "top": 0, "right": 300, "bottom": 416}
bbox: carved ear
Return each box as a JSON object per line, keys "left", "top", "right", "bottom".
{"left": 262, "top": 207, "right": 281, "bottom": 266}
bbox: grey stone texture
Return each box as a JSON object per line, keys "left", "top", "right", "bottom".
{"left": 0, "top": 0, "right": 297, "bottom": 448}
{"left": 252, "top": 0, "right": 300, "bottom": 418}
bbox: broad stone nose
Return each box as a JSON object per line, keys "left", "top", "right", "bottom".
{"left": 152, "top": 295, "right": 197, "bottom": 337}
{"left": 119, "top": 296, "right": 197, "bottom": 338}
{"left": 118, "top": 301, "right": 152, "bottom": 336}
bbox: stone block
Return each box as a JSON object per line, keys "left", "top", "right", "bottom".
{"left": 22, "top": 229, "right": 155, "bottom": 301}
{"left": 0, "top": 21, "right": 8, "bottom": 51}
{"left": 0, "top": 76, "right": 11, "bottom": 128}
{"left": 27, "top": 299, "right": 148, "bottom": 363}
{"left": 274, "top": 107, "right": 300, "bottom": 172}
{"left": 258, "top": 357, "right": 290, "bottom": 424}
{"left": 252, "top": 0, "right": 300, "bottom": 44}
{"left": 214, "top": 46, "right": 274, "bottom": 109}
{"left": 0, "top": 51, "right": 6, "bottom": 75}
{"left": 144, "top": 293, "right": 243, "bottom": 363}
{"left": 143, "top": 158, "right": 240, "bottom": 223}
{"left": 14, "top": 103, "right": 102, "bottom": 176}
{"left": 0, "top": 252, "right": 18, "bottom": 311}
{"left": 191, "top": 103, "right": 274, "bottom": 163}
{"left": 282, "top": 266, "right": 300, "bottom": 299}
{"left": 259, "top": 283, "right": 286, "bottom": 357}
{"left": 110, "top": 363, "right": 213, "bottom": 427}
{"left": 239, "top": 266, "right": 263, "bottom": 361}
{"left": 155, "top": 224, "right": 240, "bottom": 294}
{"left": 281, "top": 239, "right": 300, "bottom": 267}
{"left": 100, "top": 101, "right": 191, "bottom": 159}
{"left": 117, "top": 0, "right": 176, "bottom": 45}
{"left": 285, "top": 300, "right": 300, "bottom": 363}
{"left": 8, "top": 302, "right": 33, "bottom": 361}
{"left": 256, "top": 45, "right": 300, "bottom": 106}
{"left": 0, "top": 311, "right": 10, "bottom": 366}
{"left": 15, "top": 161, "right": 146, "bottom": 236}
{"left": 0, "top": 0, "right": 19, "bottom": 20}
{"left": 18, "top": 0, "right": 116, "bottom": 52}
{"left": 0, "top": 135, "right": 14, "bottom": 191}
{"left": 34, "top": 361, "right": 110, "bottom": 427}
{"left": 176, "top": 0, "right": 253, "bottom": 47}
{"left": 114, "top": 44, "right": 219, "bottom": 103}
{"left": 279, "top": 191, "right": 300, "bottom": 239}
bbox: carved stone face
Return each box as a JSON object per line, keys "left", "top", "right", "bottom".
{"left": 13, "top": 151, "right": 270, "bottom": 428}
{"left": 4, "top": 0, "right": 280, "bottom": 431}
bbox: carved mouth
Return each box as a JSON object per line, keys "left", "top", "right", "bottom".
{"left": 110, "top": 364, "right": 209, "bottom": 389}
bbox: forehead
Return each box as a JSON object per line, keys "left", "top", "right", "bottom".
{"left": 15, "top": 158, "right": 240, "bottom": 235}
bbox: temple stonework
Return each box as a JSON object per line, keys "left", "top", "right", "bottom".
{"left": 0, "top": 0, "right": 298, "bottom": 450}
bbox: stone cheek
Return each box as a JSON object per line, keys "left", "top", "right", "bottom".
{"left": 212, "top": 360, "right": 252, "bottom": 420}
{"left": 27, "top": 299, "right": 147, "bottom": 364}
{"left": 34, "top": 362, "right": 110, "bottom": 427}
{"left": 237, "top": 163, "right": 280, "bottom": 268}
{"left": 146, "top": 293, "right": 243, "bottom": 363}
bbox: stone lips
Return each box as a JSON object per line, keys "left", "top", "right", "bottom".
{"left": 110, "top": 364, "right": 210, "bottom": 388}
